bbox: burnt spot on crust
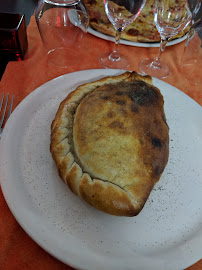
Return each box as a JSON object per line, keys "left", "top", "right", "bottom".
{"left": 131, "top": 103, "right": 139, "bottom": 112}
{"left": 90, "top": 18, "right": 98, "bottom": 23}
{"left": 116, "top": 100, "right": 126, "bottom": 105}
{"left": 99, "top": 81, "right": 160, "bottom": 109}
{"left": 86, "top": 0, "right": 97, "bottom": 5}
{"left": 116, "top": 91, "right": 124, "bottom": 96}
{"left": 151, "top": 138, "right": 162, "bottom": 148}
{"left": 107, "top": 111, "right": 115, "bottom": 118}
{"left": 154, "top": 165, "right": 164, "bottom": 178}
{"left": 126, "top": 81, "right": 159, "bottom": 106}
{"left": 101, "top": 95, "right": 110, "bottom": 100}
{"left": 127, "top": 29, "right": 140, "bottom": 36}
{"left": 109, "top": 121, "right": 124, "bottom": 129}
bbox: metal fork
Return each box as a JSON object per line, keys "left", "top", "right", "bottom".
{"left": 0, "top": 93, "right": 14, "bottom": 138}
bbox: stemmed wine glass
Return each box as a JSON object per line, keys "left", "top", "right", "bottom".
{"left": 99, "top": 0, "right": 146, "bottom": 69}
{"left": 139, "top": 0, "right": 192, "bottom": 79}
{"left": 180, "top": 0, "right": 202, "bottom": 85}
{"left": 182, "top": 0, "right": 201, "bottom": 54}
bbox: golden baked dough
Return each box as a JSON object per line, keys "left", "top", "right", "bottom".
{"left": 50, "top": 72, "right": 169, "bottom": 216}
{"left": 84, "top": 0, "right": 189, "bottom": 42}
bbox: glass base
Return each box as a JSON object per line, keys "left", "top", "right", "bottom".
{"left": 47, "top": 47, "right": 80, "bottom": 68}
{"left": 139, "top": 58, "right": 170, "bottom": 79}
{"left": 99, "top": 51, "right": 129, "bottom": 69}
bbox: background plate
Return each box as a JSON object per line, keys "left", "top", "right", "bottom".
{"left": 0, "top": 69, "right": 202, "bottom": 270}
{"left": 88, "top": 26, "right": 187, "bottom": 47}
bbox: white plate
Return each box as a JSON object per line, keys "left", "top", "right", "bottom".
{"left": 0, "top": 69, "right": 202, "bottom": 270}
{"left": 88, "top": 26, "right": 188, "bottom": 47}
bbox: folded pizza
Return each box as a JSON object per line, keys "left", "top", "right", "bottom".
{"left": 50, "top": 72, "right": 169, "bottom": 216}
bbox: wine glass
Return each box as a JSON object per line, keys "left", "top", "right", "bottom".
{"left": 179, "top": 0, "right": 201, "bottom": 52}
{"left": 182, "top": 0, "right": 201, "bottom": 58}
{"left": 35, "top": 0, "right": 89, "bottom": 68}
{"left": 139, "top": 0, "right": 192, "bottom": 79}
{"left": 99, "top": 0, "right": 146, "bottom": 69}
{"left": 180, "top": 0, "right": 202, "bottom": 85}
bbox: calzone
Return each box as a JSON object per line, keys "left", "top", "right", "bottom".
{"left": 50, "top": 72, "right": 169, "bottom": 216}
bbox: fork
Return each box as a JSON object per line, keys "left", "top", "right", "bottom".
{"left": 0, "top": 93, "right": 14, "bottom": 138}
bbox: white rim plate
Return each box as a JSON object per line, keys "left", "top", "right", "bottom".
{"left": 88, "top": 26, "right": 188, "bottom": 47}
{"left": 0, "top": 69, "right": 202, "bottom": 270}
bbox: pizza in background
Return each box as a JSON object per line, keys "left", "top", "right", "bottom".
{"left": 84, "top": 0, "right": 189, "bottom": 43}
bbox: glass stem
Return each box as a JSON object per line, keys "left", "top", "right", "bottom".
{"left": 110, "top": 28, "right": 122, "bottom": 61}
{"left": 152, "top": 38, "right": 169, "bottom": 68}
{"left": 156, "top": 38, "right": 169, "bottom": 61}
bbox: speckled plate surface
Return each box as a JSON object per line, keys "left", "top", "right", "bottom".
{"left": 0, "top": 69, "right": 202, "bottom": 270}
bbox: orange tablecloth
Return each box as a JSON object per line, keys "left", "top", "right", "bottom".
{"left": 0, "top": 13, "right": 201, "bottom": 270}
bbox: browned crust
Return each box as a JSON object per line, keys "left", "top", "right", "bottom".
{"left": 89, "top": 21, "right": 189, "bottom": 43}
{"left": 50, "top": 71, "right": 169, "bottom": 216}
{"left": 90, "top": 21, "right": 155, "bottom": 43}
{"left": 79, "top": 174, "right": 142, "bottom": 216}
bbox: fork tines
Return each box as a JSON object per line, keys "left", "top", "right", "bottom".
{"left": 0, "top": 93, "right": 14, "bottom": 130}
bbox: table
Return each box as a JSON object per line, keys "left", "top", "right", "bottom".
{"left": 0, "top": 10, "right": 201, "bottom": 270}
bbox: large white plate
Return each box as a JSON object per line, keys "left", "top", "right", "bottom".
{"left": 88, "top": 26, "right": 188, "bottom": 47}
{"left": 0, "top": 69, "right": 202, "bottom": 270}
